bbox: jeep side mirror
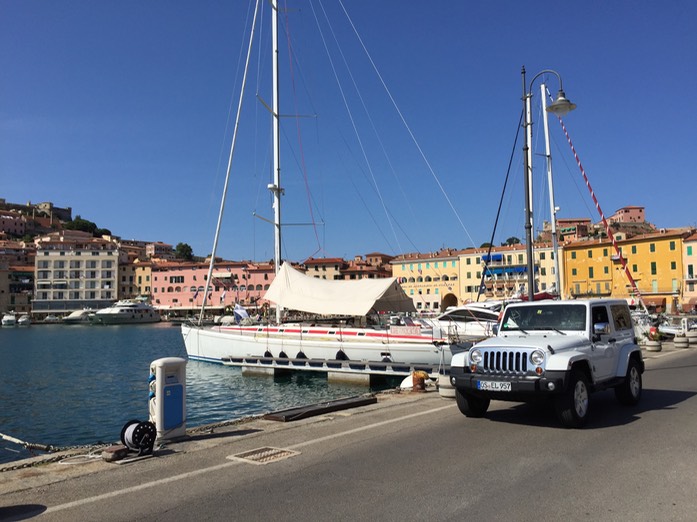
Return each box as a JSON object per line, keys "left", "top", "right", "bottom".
{"left": 593, "top": 322, "right": 610, "bottom": 335}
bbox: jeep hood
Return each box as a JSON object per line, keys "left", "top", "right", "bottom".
{"left": 474, "top": 333, "right": 588, "bottom": 353}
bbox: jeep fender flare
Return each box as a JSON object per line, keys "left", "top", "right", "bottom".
{"left": 613, "top": 344, "right": 644, "bottom": 377}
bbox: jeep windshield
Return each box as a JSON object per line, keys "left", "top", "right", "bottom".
{"left": 500, "top": 304, "right": 586, "bottom": 332}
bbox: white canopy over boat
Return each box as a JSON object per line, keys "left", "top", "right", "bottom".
{"left": 264, "top": 263, "right": 416, "bottom": 316}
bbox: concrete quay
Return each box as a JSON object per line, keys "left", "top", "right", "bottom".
{"left": 0, "top": 339, "right": 694, "bottom": 521}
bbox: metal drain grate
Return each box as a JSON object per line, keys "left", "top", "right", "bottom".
{"left": 228, "top": 447, "right": 299, "bottom": 465}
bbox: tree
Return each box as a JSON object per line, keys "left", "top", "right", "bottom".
{"left": 63, "top": 215, "right": 109, "bottom": 236}
{"left": 64, "top": 215, "right": 97, "bottom": 234}
{"left": 175, "top": 243, "right": 194, "bottom": 260}
{"left": 480, "top": 242, "right": 493, "bottom": 248}
{"left": 501, "top": 236, "right": 521, "bottom": 246}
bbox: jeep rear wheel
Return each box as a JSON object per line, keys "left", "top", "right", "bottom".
{"left": 615, "top": 358, "right": 642, "bottom": 406}
{"left": 455, "top": 389, "right": 490, "bottom": 418}
{"left": 554, "top": 370, "right": 590, "bottom": 428}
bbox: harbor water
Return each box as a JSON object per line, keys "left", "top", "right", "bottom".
{"left": 0, "top": 323, "right": 389, "bottom": 464}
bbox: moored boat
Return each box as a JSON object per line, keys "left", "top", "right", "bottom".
{"left": 2, "top": 312, "right": 17, "bottom": 327}
{"left": 93, "top": 300, "right": 161, "bottom": 325}
{"left": 62, "top": 309, "right": 95, "bottom": 324}
{"left": 183, "top": 263, "right": 466, "bottom": 365}
{"left": 181, "top": 3, "right": 480, "bottom": 367}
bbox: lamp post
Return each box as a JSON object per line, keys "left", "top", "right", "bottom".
{"left": 520, "top": 66, "right": 576, "bottom": 301}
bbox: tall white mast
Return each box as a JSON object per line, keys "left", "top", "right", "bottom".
{"left": 270, "top": 0, "right": 283, "bottom": 323}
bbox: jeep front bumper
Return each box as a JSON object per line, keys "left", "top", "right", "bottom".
{"left": 450, "top": 365, "right": 569, "bottom": 398}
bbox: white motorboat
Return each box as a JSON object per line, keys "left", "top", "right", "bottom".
{"left": 93, "top": 300, "right": 161, "bottom": 325}
{"left": 421, "top": 302, "right": 503, "bottom": 341}
{"left": 2, "top": 312, "right": 17, "bottom": 327}
{"left": 17, "top": 314, "right": 31, "bottom": 326}
{"left": 62, "top": 309, "right": 95, "bottom": 324}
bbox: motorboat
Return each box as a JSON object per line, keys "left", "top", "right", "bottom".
{"left": 62, "top": 309, "right": 95, "bottom": 324}
{"left": 2, "top": 312, "right": 17, "bottom": 327}
{"left": 420, "top": 302, "right": 503, "bottom": 340}
{"left": 92, "top": 300, "right": 161, "bottom": 325}
{"left": 17, "top": 314, "right": 31, "bottom": 326}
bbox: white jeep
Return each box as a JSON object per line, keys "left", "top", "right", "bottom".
{"left": 449, "top": 299, "right": 644, "bottom": 428}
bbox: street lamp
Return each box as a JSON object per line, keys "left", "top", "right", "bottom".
{"left": 521, "top": 66, "right": 576, "bottom": 301}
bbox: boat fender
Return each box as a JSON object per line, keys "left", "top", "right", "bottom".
{"left": 264, "top": 351, "right": 273, "bottom": 358}
{"left": 279, "top": 351, "right": 288, "bottom": 359}
{"left": 411, "top": 370, "right": 429, "bottom": 392}
{"left": 296, "top": 351, "right": 308, "bottom": 359}
{"left": 335, "top": 350, "right": 349, "bottom": 361}
{"left": 120, "top": 420, "right": 157, "bottom": 456}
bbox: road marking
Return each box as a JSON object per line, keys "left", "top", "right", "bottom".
{"left": 288, "top": 404, "right": 453, "bottom": 449}
{"left": 45, "top": 401, "right": 454, "bottom": 514}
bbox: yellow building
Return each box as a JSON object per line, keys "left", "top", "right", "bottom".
{"left": 459, "top": 243, "right": 559, "bottom": 302}
{"left": 134, "top": 260, "right": 154, "bottom": 298}
{"left": 391, "top": 250, "right": 460, "bottom": 313}
{"left": 563, "top": 229, "right": 689, "bottom": 312}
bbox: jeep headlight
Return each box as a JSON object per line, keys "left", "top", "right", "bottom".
{"left": 530, "top": 350, "right": 545, "bottom": 366}
{"left": 470, "top": 349, "right": 483, "bottom": 365}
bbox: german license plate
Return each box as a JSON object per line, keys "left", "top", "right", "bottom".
{"left": 477, "top": 380, "right": 511, "bottom": 392}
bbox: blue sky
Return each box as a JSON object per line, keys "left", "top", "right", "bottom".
{"left": 2, "top": 1, "right": 696, "bottom": 263}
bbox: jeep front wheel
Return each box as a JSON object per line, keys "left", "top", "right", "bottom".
{"left": 554, "top": 370, "right": 590, "bottom": 428}
{"left": 615, "top": 358, "right": 642, "bottom": 406}
{"left": 455, "top": 389, "right": 490, "bottom": 418}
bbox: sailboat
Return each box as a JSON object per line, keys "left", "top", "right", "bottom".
{"left": 181, "top": 1, "right": 474, "bottom": 367}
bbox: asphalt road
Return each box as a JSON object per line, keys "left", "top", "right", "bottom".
{"left": 2, "top": 347, "right": 697, "bottom": 521}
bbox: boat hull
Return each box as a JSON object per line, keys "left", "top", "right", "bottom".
{"left": 93, "top": 315, "right": 161, "bottom": 325}
{"left": 181, "top": 324, "right": 456, "bottom": 366}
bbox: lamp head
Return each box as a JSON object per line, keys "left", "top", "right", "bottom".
{"left": 546, "top": 89, "right": 576, "bottom": 116}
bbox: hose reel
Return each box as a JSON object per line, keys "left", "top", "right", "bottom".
{"left": 120, "top": 420, "right": 157, "bottom": 456}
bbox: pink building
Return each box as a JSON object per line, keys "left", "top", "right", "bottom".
{"left": 150, "top": 260, "right": 276, "bottom": 317}
{"left": 0, "top": 212, "right": 26, "bottom": 237}
{"left": 608, "top": 206, "right": 645, "bottom": 224}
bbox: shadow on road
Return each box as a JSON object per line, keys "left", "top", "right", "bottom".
{"left": 0, "top": 503, "right": 47, "bottom": 521}
{"left": 481, "top": 387, "right": 696, "bottom": 429}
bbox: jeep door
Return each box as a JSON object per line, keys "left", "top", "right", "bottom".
{"left": 590, "top": 304, "right": 616, "bottom": 381}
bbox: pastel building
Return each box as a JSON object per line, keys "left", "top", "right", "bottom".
{"left": 682, "top": 232, "right": 697, "bottom": 312}
{"left": 32, "top": 230, "right": 119, "bottom": 316}
{"left": 147, "top": 260, "right": 275, "bottom": 316}
{"left": 563, "top": 229, "right": 689, "bottom": 312}
{"left": 391, "top": 250, "right": 461, "bottom": 313}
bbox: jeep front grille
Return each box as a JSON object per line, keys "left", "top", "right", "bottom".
{"left": 480, "top": 349, "right": 529, "bottom": 374}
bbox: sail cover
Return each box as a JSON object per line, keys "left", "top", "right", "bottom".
{"left": 264, "top": 263, "right": 416, "bottom": 316}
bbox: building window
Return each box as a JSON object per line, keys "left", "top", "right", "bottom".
{"left": 589, "top": 267, "right": 594, "bottom": 278}
{"left": 572, "top": 268, "right": 577, "bottom": 276}
{"left": 650, "top": 262, "right": 657, "bottom": 275}
{"left": 650, "top": 243, "right": 656, "bottom": 253}
{"left": 631, "top": 245, "right": 637, "bottom": 254}
{"left": 588, "top": 250, "right": 592, "bottom": 258}
{"left": 670, "top": 241, "right": 675, "bottom": 251}
{"left": 571, "top": 252, "right": 576, "bottom": 259}
{"left": 671, "top": 261, "right": 676, "bottom": 270}
{"left": 603, "top": 248, "right": 608, "bottom": 256}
